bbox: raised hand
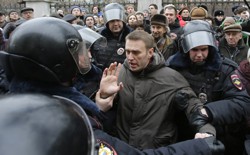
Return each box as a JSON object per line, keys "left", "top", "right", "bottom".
{"left": 99, "top": 62, "right": 123, "bottom": 98}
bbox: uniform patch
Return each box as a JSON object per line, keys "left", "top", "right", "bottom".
{"left": 117, "top": 48, "right": 125, "bottom": 55}
{"left": 231, "top": 74, "right": 242, "bottom": 90}
{"left": 97, "top": 139, "right": 117, "bottom": 155}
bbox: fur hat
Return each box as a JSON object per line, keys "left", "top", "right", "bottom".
{"left": 190, "top": 7, "right": 208, "bottom": 20}
{"left": 223, "top": 23, "right": 242, "bottom": 32}
{"left": 214, "top": 10, "right": 224, "bottom": 17}
{"left": 150, "top": 14, "right": 168, "bottom": 26}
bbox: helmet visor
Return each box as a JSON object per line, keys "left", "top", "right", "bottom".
{"left": 67, "top": 39, "right": 91, "bottom": 74}
{"left": 78, "top": 27, "right": 107, "bottom": 49}
{"left": 104, "top": 8, "right": 125, "bottom": 23}
{"left": 181, "top": 31, "right": 217, "bottom": 53}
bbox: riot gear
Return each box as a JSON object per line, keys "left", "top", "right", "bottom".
{"left": 0, "top": 94, "right": 96, "bottom": 155}
{"left": 103, "top": 3, "right": 126, "bottom": 25}
{"left": 0, "top": 17, "right": 91, "bottom": 84}
{"left": 73, "top": 25, "right": 107, "bottom": 49}
{"left": 180, "top": 20, "right": 218, "bottom": 53}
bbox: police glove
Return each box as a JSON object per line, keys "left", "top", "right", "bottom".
{"left": 190, "top": 108, "right": 210, "bottom": 131}
{"left": 204, "top": 136, "right": 225, "bottom": 155}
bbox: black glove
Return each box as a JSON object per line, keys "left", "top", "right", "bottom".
{"left": 189, "top": 108, "right": 210, "bottom": 131}
{"left": 204, "top": 136, "right": 225, "bottom": 155}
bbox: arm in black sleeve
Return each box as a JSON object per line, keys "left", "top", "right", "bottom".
{"left": 94, "top": 129, "right": 224, "bottom": 155}
{"left": 205, "top": 70, "right": 250, "bottom": 125}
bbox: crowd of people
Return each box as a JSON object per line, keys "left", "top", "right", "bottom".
{"left": 0, "top": 2, "right": 250, "bottom": 155}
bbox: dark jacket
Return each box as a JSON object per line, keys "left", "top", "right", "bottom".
{"left": 91, "top": 24, "right": 132, "bottom": 70}
{"left": 168, "top": 48, "right": 250, "bottom": 155}
{"left": 115, "top": 52, "right": 210, "bottom": 149}
{"left": 219, "top": 37, "right": 249, "bottom": 64}
{"left": 73, "top": 64, "right": 102, "bottom": 99}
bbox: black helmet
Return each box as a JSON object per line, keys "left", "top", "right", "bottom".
{"left": 0, "top": 93, "right": 96, "bottom": 155}
{"left": 0, "top": 17, "right": 91, "bottom": 84}
{"left": 180, "top": 20, "right": 218, "bottom": 53}
{"left": 103, "top": 3, "right": 126, "bottom": 25}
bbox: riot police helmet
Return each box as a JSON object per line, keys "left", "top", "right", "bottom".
{"left": 103, "top": 3, "right": 126, "bottom": 25}
{"left": 0, "top": 93, "right": 96, "bottom": 155}
{"left": 0, "top": 17, "right": 91, "bottom": 84}
{"left": 180, "top": 20, "right": 218, "bottom": 53}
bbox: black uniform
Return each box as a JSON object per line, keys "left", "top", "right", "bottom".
{"left": 168, "top": 51, "right": 250, "bottom": 155}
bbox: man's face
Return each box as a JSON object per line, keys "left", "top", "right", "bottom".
{"left": 151, "top": 24, "right": 167, "bottom": 39}
{"left": 85, "top": 17, "right": 94, "bottom": 28}
{"left": 215, "top": 15, "right": 224, "bottom": 21}
{"left": 125, "top": 39, "right": 154, "bottom": 72}
{"left": 189, "top": 45, "right": 209, "bottom": 63}
{"left": 148, "top": 6, "right": 157, "bottom": 16}
{"left": 128, "top": 15, "right": 137, "bottom": 26}
{"left": 224, "top": 31, "right": 242, "bottom": 47}
{"left": 126, "top": 6, "right": 135, "bottom": 14}
{"left": 72, "top": 8, "right": 81, "bottom": 16}
{"left": 108, "top": 20, "right": 123, "bottom": 34}
{"left": 21, "top": 10, "right": 33, "bottom": 20}
{"left": 181, "top": 10, "right": 189, "bottom": 17}
{"left": 136, "top": 14, "right": 144, "bottom": 22}
{"left": 164, "top": 8, "right": 176, "bottom": 24}
{"left": 9, "top": 12, "right": 19, "bottom": 21}
{"left": 0, "top": 15, "right": 5, "bottom": 23}
{"left": 240, "top": 10, "right": 250, "bottom": 20}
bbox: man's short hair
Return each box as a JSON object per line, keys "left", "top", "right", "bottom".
{"left": 149, "top": 4, "right": 158, "bottom": 10}
{"left": 126, "top": 30, "right": 154, "bottom": 49}
{"left": 164, "top": 4, "right": 177, "bottom": 15}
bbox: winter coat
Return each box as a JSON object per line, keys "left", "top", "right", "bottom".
{"left": 219, "top": 37, "right": 249, "bottom": 65}
{"left": 168, "top": 48, "right": 250, "bottom": 155}
{"left": 116, "top": 52, "right": 208, "bottom": 149}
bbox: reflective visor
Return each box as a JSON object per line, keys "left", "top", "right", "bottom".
{"left": 78, "top": 28, "right": 107, "bottom": 49}
{"left": 67, "top": 39, "right": 91, "bottom": 74}
{"left": 104, "top": 8, "right": 125, "bottom": 23}
{"left": 181, "top": 31, "right": 217, "bottom": 53}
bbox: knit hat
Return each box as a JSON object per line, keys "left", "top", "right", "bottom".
{"left": 69, "top": 6, "right": 81, "bottom": 14}
{"left": 8, "top": 10, "right": 18, "bottom": 16}
{"left": 190, "top": 7, "right": 208, "bottom": 20}
{"left": 214, "top": 10, "right": 224, "bottom": 17}
{"left": 197, "top": 4, "right": 208, "bottom": 11}
{"left": 0, "top": 11, "right": 5, "bottom": 16}
{"left": 84, "top": 14, "right": 94, "bottom": 24}
{"left": 150, "top": 14, "right": 168, "bottom": 26}
{"left": 135, "top": 11, "right": 144, "bottom": 16}
{"left": 178, "top": 7, "right": 189, "bottom": 15}
{"left": 223, "top": 17, "right": 235, "bottom": 27}
{"left": 223, "top": 23, "right": 242, "bottom": 32}
{"left": 232, "top": 5, "right": 240, "bottom": 14}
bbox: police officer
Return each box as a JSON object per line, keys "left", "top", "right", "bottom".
{"left": 0, "top": 17, "right": 224, "bottom": 155}
{"left": 91, "top": 3, "right": 132, "bottom": 70}
{"left": 167, "top": 20, "right": 250, "bottom": 155}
